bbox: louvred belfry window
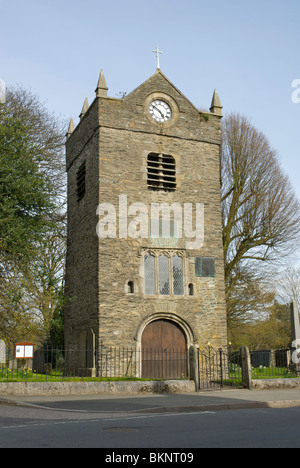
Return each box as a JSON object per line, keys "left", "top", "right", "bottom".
{"left": 147, "top": 153, "right": 176, "bottom": 191}
{"left": 76, "top": 162, "right": 86, "bottom": 202}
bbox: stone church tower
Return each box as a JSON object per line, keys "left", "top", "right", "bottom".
{"left": 65, "top": 65, "right": 227, "bottom": 377}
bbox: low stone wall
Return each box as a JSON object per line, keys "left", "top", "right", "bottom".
{"left": 252, "top": 378, "right": 300, "bottom": 390}
{"left": 0, "top": 379, "right": 196, "bottom": 397}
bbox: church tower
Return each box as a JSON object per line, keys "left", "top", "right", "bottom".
{"left": 65, "top": 64, "right": 227, "bottom": 377}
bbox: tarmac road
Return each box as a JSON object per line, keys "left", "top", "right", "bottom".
{"left": 2, "top": 388, "right": 300, "bottom": 412}
{"left": 1, "top": 389, "right": 300, "bottom": 448}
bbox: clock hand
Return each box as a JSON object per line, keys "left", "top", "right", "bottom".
{"left": 153, "top": 105, "right": 164, "bottom": 118}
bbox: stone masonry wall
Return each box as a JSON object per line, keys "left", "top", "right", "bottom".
{"left": 65, "top": 70, "right": 227, "bottom": 371}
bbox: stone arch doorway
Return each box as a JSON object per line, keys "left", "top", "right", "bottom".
{"left": 141, "top": 319, "right": 188, "bottom": 379}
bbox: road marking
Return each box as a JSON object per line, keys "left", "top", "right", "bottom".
{"left": 0, "top": 420, "right": 87, "bottom": 430}
{"left": 103, "top": 411, "right": 216, "bottom": 421}
{"left": 0, "top": 410, "right": 216, "bottom": 430}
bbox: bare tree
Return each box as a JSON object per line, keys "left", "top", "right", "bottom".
{"left": 221, "top": 113, "right": 300, "bottom": 325}
{"left": 276, "top": 266, "right": 300, "bottom": 305}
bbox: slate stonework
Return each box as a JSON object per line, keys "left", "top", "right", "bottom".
{"left": 64, "top": 69, "right": 227, "bottom": 376}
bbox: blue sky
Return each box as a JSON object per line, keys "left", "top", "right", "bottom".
{"left": 1, "top": 0, "right": 300, "bottom": 259}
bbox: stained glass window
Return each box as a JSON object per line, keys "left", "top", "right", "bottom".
{"left": 144, "top": 251, "right": 185, "bottom": 296}
{"left": 158, "top": 254, "right": 170, "bottom": 295}
{"left": 144, "top": 254, "right": 156, "bottom": 294}
{"left": 173, "top": 255, "right": 184, "bottom": 295}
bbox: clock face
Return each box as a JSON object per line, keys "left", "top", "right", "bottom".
{"left": 149, "top": 100, "right": 172, "bottom": 123}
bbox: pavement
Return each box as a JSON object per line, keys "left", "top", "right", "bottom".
{"left": 1, "top": 388, "right": 300, "bottom": 415}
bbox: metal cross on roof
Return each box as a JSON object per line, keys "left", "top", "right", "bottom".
{"left": 152, "top": 46, "right": 163, "bottom": 69}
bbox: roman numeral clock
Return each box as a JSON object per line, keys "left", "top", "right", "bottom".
{"left": 149, "top": 99, "right": 172, "bottom": 123}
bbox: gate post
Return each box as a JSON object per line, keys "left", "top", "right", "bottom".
{"left": 241, "top": 346, "right": 252, "bottom": 390}
{"left": 189, "top": 345, "right": 200, "bottom": 391}
{"left": 219, "top": 348, "right": 224, "bottom": 388}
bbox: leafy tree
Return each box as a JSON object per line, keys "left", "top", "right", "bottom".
{"left": 229, "top": 301, "right": 291, "bottom": 350}
{"left": 0, "top": 87, "right": 66, "bottom": 345}
{"left": 0, "top": 110, "right": 53, "bottom": 259}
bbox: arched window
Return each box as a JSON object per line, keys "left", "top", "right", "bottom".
{"left": 158, "top": 254, "right": 170, "bottom": 295}
{"left": 127, "top": 281, "right": 134, "bottom": 294}
{"left": 144, "top": 252, "right": 184, "bottom": 296}
{"left": 144, "top": 253, "right": 156, "bottom": 295}
{"left": 172, "top": 255, "right": 184, "bottom": 295}
{"left": 188, "top": 283, "right": 194, "bottom": 296}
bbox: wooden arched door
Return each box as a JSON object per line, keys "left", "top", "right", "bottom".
{"left": 141, "top": 319, "right": 187, "bottom": 379}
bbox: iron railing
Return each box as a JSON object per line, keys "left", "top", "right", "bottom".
{"left": 249, "top": 348, "right": 298, "bottom": 379}
{"left": 0, "top": 346, "right": 189, "bottom": 382}
{"left": 1, "top": 345, "right": 296, "bottom": 388}
{"left": 197, "top": 347, "right": 242, "bottom": 390}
